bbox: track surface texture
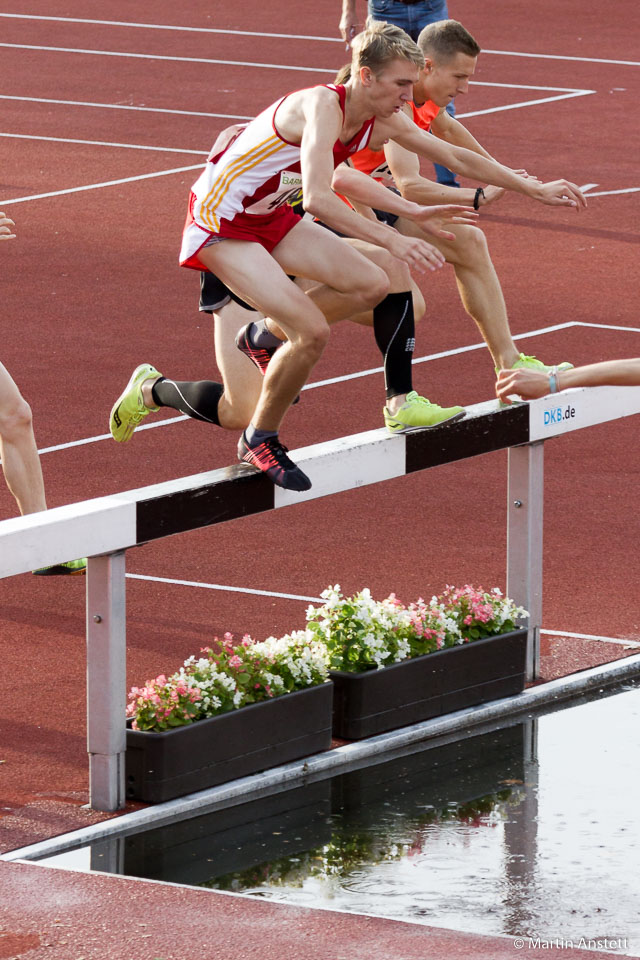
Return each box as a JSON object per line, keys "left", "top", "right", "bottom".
{"left": 0, "top": 0, "right": 639, "bottom": 956}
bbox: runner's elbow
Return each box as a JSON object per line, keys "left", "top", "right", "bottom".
{"left": 396, "top": 178, "right": 425, "bottom": 203}
{"left": 303, "top": 189, "right": 332, "bottom": 221}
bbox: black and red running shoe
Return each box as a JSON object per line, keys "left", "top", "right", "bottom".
{"left": 238, "top": 433, "right": 311, "bottom": 492}
{"left": 235, "top": 324, "right": 278, "bottom": 376}
{"left": 235, "top": 323, "right": 300, "bottom": 404}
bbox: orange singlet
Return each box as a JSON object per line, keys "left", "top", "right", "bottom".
{"left": 347, "top": 98, "right": 440, "bottom": 184}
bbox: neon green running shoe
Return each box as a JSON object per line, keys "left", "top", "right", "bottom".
{"left": 384, "top": 391, "right": 465, "bottom": 434}
{"left": 33, "top": 558, "right": 87, "bottom": 576}
{"left": 504, "top": 353, "right": 574, "bottom": 375}
{"left": 109, "top": 363, "right": 161, "bottom": 442}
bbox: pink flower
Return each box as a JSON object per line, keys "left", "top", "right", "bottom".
{"left": 228, "top": 655, "right": 243, "bottom": 669}
{"left": 241, "top": 634, "right": 253, "bottom": 647}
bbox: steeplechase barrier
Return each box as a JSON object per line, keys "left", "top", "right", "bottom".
{"left": 2, "top": 386, "right": 640, "bottom": 811}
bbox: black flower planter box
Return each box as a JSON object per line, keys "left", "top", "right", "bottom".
{"left": 126, "top": 682, "right": 333, "bottom": 803}
{"left": 330, "top": 629, "right": 527, "bottom": 740}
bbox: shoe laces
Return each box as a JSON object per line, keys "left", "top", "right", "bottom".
{"left": 263, "top": 436, "right": 290, "bottom": 458}
{"left": 517, "top": 353, "right": 545, "bottom": 369}
{"left": 405, "top": 391, "right": 433, "bottom": 407}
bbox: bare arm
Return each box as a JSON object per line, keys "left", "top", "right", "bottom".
{"left": 496, "top": 359, "right": 640, "bottom": 402}
{"left": 300, "top": 92, "right": 448, "bottom": 270}
{"left": 0, "top": 212, "right": 16, "bottom": 240}
{"left": 431, "top": 108, "right": 496, "bottom": 161}
{"left": 331, "top": 163, "right": 479, "bottom": 240}
{"left": 339, "top": 0, "right": 360, "bottom": 46}
{"left": 384, "top": 136, "right": 503, "bottom": 208}
{"left": 378, "top": 112, "right": 586, "bottom": 210}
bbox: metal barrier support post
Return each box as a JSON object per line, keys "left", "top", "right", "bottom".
{"left": 507, "top": 442, "right": 544, "bottom": 681}
{"left": 86, "top": 551, "right": 127, "bottom": 811}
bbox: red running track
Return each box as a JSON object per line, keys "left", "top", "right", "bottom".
{"left": 1, "top": 0, "right": 639, "bottom": 852}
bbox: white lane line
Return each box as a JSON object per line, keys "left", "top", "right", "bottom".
{"left": 469, "top": 80, "right": 591, "bottom": 93}
{"left": 580, "top": 183, "right": 600, "bottom": 192}
{"left": 461, "top": 90, "right": 595, "bottom": 119}
{"left": 0, "top": 94, "right": 253, "bottom": 121}
{"left": 0, "top": 162, "right": 204, "bottom": 206}
{"left": 38, "top": 414, "right": 188, "bottom": 456}
{"left": 541, "top": 629, "right": 640, "bottom": 648}
{"left": 0, "top": 13, "right": 345, "bottom": 42}
{"left": 31, "top": 320, "right": 583, "bottom": 458}
{"left": 575, "top": 322, "right": 640, "bottom": 333}
{"left": 0, "top": 43, "right": 613, "bottom": 88}
{"left": 578, "top": 186, "right": 640, "bottom": 197}
{"left": 305, "top": 321, "right": 580, "bottom": 391}
{"left": 125, "top": 573, "right": 321, "bottom": 604}
{"left": 1, "top": 16, "right": 639, "bottom": 66}
{"left": 0, "top": 131, "right": 205, "bottom": 154}
{"left": 0, "top": 42, "right": 334, "bottom": 72}
{"left": 483, "top": 48, "right": 640, "bottom": 67}
{"left": 0, "top": 86, "right": 591, "bottom": 129}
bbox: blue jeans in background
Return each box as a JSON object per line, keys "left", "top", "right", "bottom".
{"left": 368, "top": 0, "right": 459, "bottom": 187}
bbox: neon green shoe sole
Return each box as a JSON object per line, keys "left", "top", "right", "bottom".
{"left": 384, "top": 391, "right": 465, "bottom": 435}
{"left": 33, "top": 558, "right": 87, "bottom": 576}
{"left": 109, "top": 363, "right": 161, "bottom": 442}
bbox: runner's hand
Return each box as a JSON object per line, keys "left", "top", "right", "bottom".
{"left": 0, "top": 213, "right": 16, "bottom": 240}
{"left": 496, "top": 368, "right": 550, "bottom": 402}
{"left": 412, "top": 204, "right": 479, "bottom": 241}
{"left": 533, "top": 180, "right": 587, "bottom": 210}
{"left": 386, "top": 231, "right": 446, "bottom": 272}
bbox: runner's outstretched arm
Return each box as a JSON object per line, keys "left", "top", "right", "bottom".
{"left": 378, "top": 111, "right": 587, "bottom": 210}
{"left": 496, "top": 359, "right": 640, "bottom": 402}
{"left": 332, "top": 163, "right": 478, "bottom": 241}
{"left": 299, "top": 90, "right": 449, "bottom": 271}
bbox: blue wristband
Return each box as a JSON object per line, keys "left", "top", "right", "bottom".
{"left": 548, "top": 366, "right": 558, "bottom": 394}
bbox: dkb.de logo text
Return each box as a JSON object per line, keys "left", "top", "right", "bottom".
{"left": 544, "top": 405, "right": 576, "bottom": 425}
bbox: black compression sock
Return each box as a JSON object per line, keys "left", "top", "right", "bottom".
{"left": 373, "top": 291, "right": 415, "bottom": 399}
{"left": 151, "top": 378, "right": 224, "bottom": 426}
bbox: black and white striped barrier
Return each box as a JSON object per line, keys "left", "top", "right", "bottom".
{"left": 2, "top": 387, "right": 639, "bottom": 811}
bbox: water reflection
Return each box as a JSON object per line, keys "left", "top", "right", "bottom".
{"left": 42, "top": 684, "right": 640, "bottom": 954}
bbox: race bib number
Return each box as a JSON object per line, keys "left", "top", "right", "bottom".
{"left": 245, "top": 170, "right": 303, "bottom": 215}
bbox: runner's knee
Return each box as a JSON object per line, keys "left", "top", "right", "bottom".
{"left": 454, "top": 225, "right": 489, "bottom": 265}
{"left": 356, "top": 264, "right": 391, "bottom": 309}
{"left": 372, "top": 250, "right": 412, "bottom": 292}
{"left": 292, "top": 318, "right": 330, "bottom": 359}
{"left": 0, "top": 395, "right": 33, "bottom": 442}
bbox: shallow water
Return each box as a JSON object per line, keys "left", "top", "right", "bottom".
{"left": 41, "top": 684, "right": 640, "bottom": 954}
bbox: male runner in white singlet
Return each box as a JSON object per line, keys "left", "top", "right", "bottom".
{"left": 113, "top": 21, "right": 585, "bottom": 492}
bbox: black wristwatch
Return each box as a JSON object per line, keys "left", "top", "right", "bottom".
{"left": 473, "top": 187, "right": 485, "bottom": 210}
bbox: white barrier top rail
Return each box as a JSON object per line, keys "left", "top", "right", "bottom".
{"left": 1, "top": 388, "right": 639, "bottom": 579}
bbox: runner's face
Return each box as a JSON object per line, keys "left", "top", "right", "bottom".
{"left": 422, "top": 52, "right": 477, "bottom": 107}
{"left": 365, "top": 59, "right": 420, "bottom": 117}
